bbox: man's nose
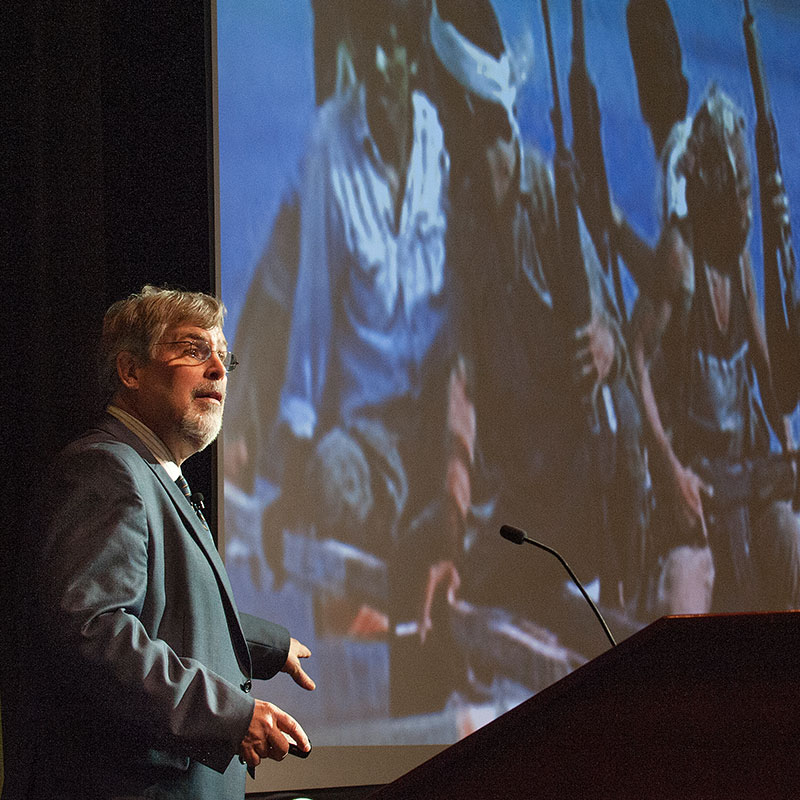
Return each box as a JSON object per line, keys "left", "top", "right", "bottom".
{"left": 205, "top": 350, "right": 227, "bottom": 379}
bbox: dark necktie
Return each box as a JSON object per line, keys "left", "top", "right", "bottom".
{"left": 175, "top": 473, "right": 209, "bottom": 531}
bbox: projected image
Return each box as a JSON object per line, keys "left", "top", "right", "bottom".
{"left": 219, "top": 0, "right": 800, "bottom": 746}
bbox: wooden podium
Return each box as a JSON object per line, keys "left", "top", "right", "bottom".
{"left": 369, "top": 612, "right": 800, "bottom": 799}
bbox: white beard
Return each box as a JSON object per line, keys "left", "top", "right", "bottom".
{"left": 179, "top": 402, "right": 223, "bottom": 453}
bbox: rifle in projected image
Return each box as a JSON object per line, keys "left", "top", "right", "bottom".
{"left": 743, "top": 0, "right": 800, "bottom": 414}
{"left": 568, "top": 0, "right": 627, "bottom": 321}
{"left": 540, "top": 0, "right": 603, "bottom": 436}
{"left": 693, "top": 452, "right": 799, "bottom": 512}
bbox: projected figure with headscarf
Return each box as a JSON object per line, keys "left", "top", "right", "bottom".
{"left": 426, "top": 0, "right": 649, "bottom": 651}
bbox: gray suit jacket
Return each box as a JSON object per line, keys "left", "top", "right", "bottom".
{"left": 30, "top": 414, "right": 290, "bottom": 799}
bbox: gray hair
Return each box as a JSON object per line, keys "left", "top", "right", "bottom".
{"left": 99, "top": 285, "right": 226, "bottom": 399}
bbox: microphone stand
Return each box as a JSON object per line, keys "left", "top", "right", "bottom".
{"left": 500, "top": 525, "right": 617, "bottom": 648}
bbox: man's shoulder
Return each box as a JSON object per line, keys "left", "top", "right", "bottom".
{"left": 55, "top": 418, "right": 153, "bottom": 477}
{"left": 40, "top": 422, "right": 164, "bottom": 522}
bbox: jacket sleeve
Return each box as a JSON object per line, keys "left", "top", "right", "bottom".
{"left": 37, "top": 443, "right": 254, "bottom": 774}
{"left": 239, "top": 612, "right": 291, "bottom": 680}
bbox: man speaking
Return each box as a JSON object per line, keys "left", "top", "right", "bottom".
{"left": 29, "top": 285, "right": 313, "bottom": 799}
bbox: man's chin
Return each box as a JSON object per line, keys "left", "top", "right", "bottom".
{"left": 180, "top": 411, "right": 223, "bottom": 454}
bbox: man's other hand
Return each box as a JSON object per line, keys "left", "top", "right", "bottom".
{"left": 281, "top": 637, "right": 316, "bottom": 691}
{"left": 238, "top": 699, "right": 311, "bottom": 768}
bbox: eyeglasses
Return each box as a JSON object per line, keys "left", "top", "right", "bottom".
{"left": 155, "top": 340, "right": 239, "bottom": 373}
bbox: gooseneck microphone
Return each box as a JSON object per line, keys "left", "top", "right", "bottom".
{"left": 499, "top": 524, "right": 616, "bottom": 647}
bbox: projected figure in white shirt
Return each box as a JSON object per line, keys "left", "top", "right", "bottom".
{"left": 267, "top": 3, "right": 473, "bottom": 668}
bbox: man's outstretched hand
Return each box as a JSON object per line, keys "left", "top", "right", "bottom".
{"left": 282, "top": 637, "right": 316, "bottom": 691}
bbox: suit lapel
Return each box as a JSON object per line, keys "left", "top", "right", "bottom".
{"left": 94, "top": 415, "right": 252, "bottom": 672}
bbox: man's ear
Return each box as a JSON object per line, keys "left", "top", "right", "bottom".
{"left": 116, "top": 350, "right": 142, "bottom": 389}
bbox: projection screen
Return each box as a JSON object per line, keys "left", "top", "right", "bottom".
{"left": 214, "top": 0, "right": 800, "bottom": 791}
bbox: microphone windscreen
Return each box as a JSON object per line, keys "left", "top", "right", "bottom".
{"left": 499, "top": 524, "right": 526, "bottom": 545}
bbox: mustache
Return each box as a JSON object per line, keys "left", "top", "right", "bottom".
{"left": 192, "top": 382, "right": 226, "bottom": 402}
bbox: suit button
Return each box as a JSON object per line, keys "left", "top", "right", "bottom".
{"left": 241, "top": 679, "right": 252, "bottom": 693}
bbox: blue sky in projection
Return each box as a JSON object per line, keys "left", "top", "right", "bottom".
{"left": 217, "top": 0, "right": 800, "bottom": 338}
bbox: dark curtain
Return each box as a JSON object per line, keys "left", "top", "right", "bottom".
{"left": 3, "top": 2, "right": 213, "bottom": 794}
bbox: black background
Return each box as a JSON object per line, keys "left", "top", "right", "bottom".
{"left": 3, "top": 1, "right": 213, "bottom": 788}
